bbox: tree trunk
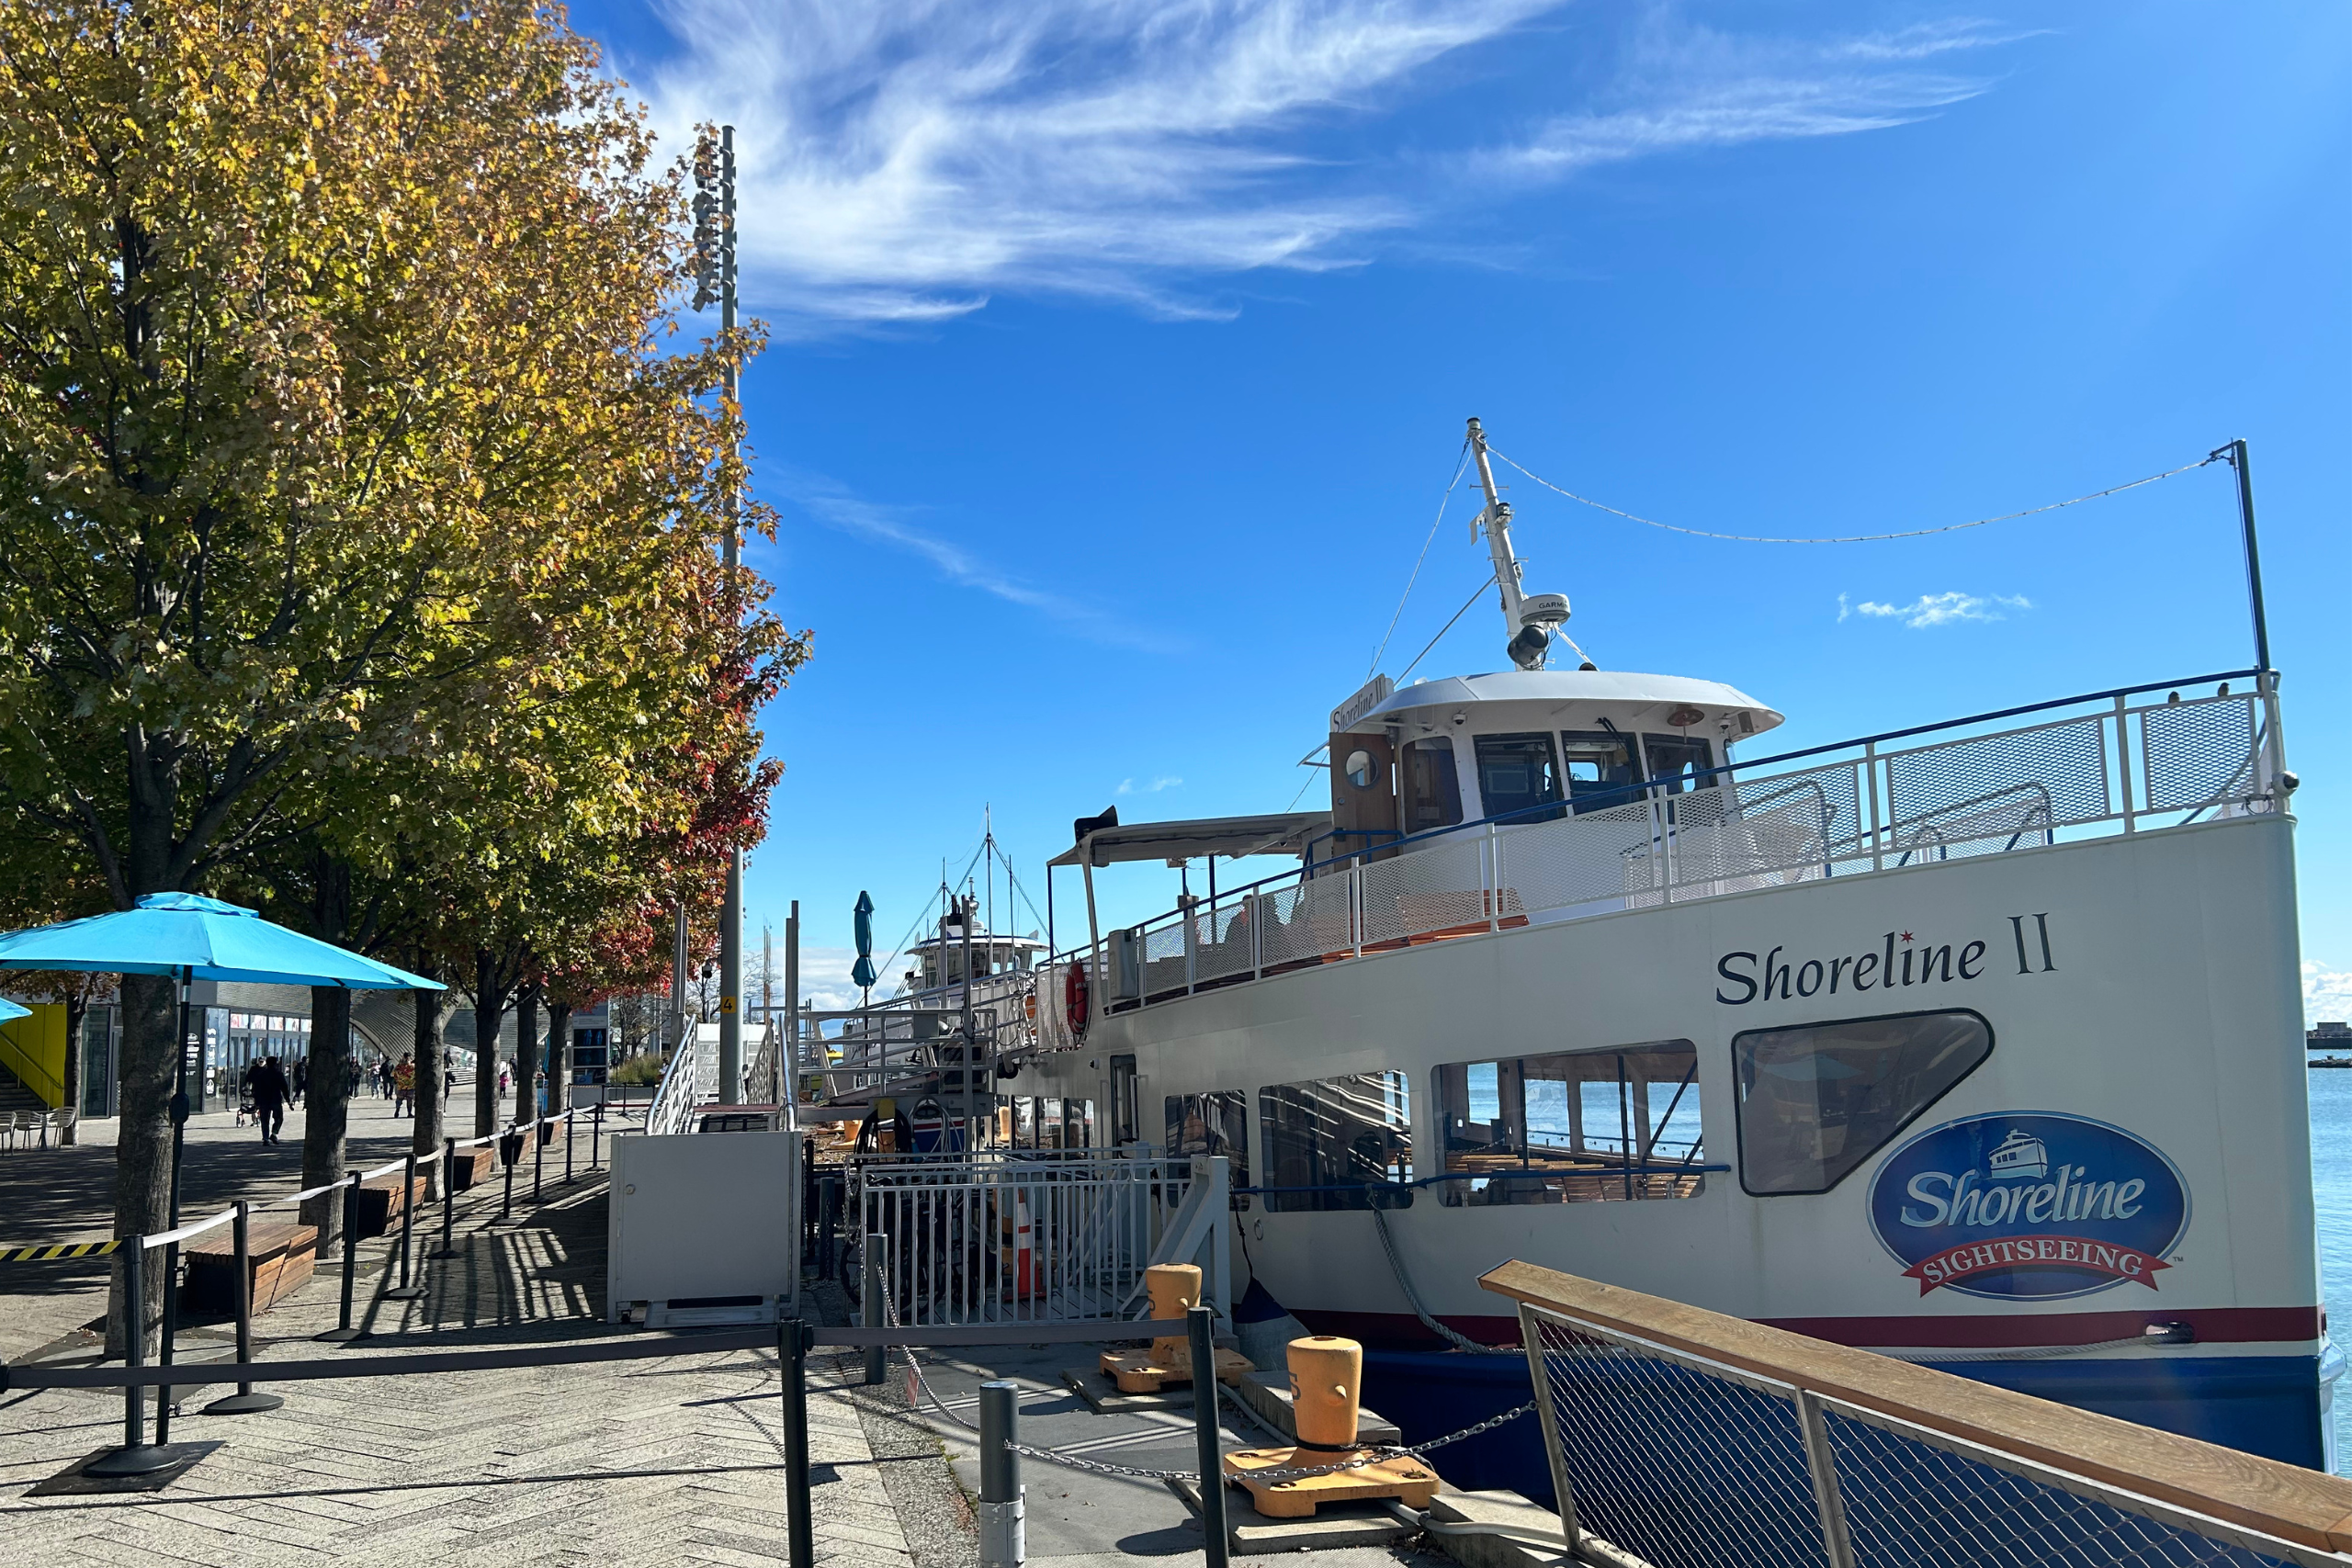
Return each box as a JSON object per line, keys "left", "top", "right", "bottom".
{"left": 302, "top": 988, "right": 353, "bottom": 1248}
{"left": 300, "top": 854, "right": 356, "bottom": 1247}
{"left": 411, "top": 971, "right": 445, "bottom": 1188}
{"left": 546, "top": 1003, "right": 571, "bottom": 1118}
{"left": 60, "top": 994, "right": 86, "bottom": 1145}
{"left": 514, "top": 981, "right": 541, "bottom": 1125}
{"left": 473, "top": 948, "right": 512, "bottom": 1137}
{"left": 107, "top": 970, "right": 175, "bottom": 1359}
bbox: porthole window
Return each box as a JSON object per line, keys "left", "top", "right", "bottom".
{"left": 1344, "top": 750, "right": 1375, "bottom": 789}
{"left": 1733, "top": 1010, "right": 1992, "bottom": 1196}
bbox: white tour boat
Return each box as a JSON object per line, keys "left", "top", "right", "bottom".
{"left": 1010, "top": 419, "right": 2334, "bottom": 1472}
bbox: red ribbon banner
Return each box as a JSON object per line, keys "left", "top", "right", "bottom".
{"left": 1902, "top": 1235, "right": 2171, "bottom": 1296}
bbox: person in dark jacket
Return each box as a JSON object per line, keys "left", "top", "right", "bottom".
{"left": 253, "top": 1055, "right": 292, "bottom": 1145}
{"left": 291, "top": 1056, "right": 308, "bottom": 1106}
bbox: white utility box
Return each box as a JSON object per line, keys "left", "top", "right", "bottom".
{"left": 608, "top": 1127, "right": 802, "bottom": 1325}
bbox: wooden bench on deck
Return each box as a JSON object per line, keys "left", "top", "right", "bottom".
{"left": 181, "top": 1218, "right": 318, "bottom": 1316}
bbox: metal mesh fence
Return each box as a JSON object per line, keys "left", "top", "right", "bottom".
{"left": 1821, "top": 1406, "right": 2297, "bottom": 1568}
{"left": 2141, "top": 695, "right": 2261, "bottom": 813}
{"left": 1498, "top": 799, "right": 1662, "bottom": 916}
{"left": 1886, "top": 714, "right": 2112, "bottom": 829}
{"left": 1359, "top": 830, "right": 1489, "bottom": 947}
{"left": 1256, "top": 879, "right": 1351, "bottom": 970}
{"left": 1529, "top": 1314, "right": 1832, "bottom": 1568}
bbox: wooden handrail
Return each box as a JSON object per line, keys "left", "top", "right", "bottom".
{"left": 1479, "top": 1258, "right": 2352, "bottom": 1554}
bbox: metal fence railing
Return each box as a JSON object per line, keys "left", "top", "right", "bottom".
{"left": 644, "top": 1021, "right": 701, "bottom": 1136}
{"left": 854, "top": 1151, "right": 1213, "bottom": 1326}
{"left": 1482, "top": 1260, "right": 2352, "bottom": 1568}
{"left": 1042, "top": 673, "right": 2285, "bottom": 1038}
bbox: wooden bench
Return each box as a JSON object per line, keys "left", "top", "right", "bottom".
{"left": 447, "top": 1145, "right": 497, "bottom": 1191}
{"left": 355, "top": 1172, "right": 429, "bottom": 1238}
{"left": 181, "top": 1218, "right": 318, "bottom": 1316}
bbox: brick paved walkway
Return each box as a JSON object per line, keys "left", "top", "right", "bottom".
{"left": 0, "top": 1122, "right": 966, "bottom": 1568}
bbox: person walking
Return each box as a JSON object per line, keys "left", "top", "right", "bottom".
{"left": 392, "top": 1054, "right": 415, "bottom": 1118}
{"left": 253, "top": 1055, "right": 291, "bottom": 1145}
{"left": 291, "top": 1056, "right": 307, "bottom": 1107}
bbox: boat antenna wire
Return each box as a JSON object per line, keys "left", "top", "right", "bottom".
{"left": 1366, "top": 437, "right": 1474, "bottom": 676}
{"left": 1487, "top": 448, "right": 2223, "bottom": 545}
{"left": 1395, "top": 572, "right": 1498, "bottom": 685}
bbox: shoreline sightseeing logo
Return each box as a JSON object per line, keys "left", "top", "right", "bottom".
{"left": 1867, "top": 1111, "right": 2189, "bottom": 1301}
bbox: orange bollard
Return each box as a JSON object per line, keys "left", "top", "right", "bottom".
{"left": 1099, "top": 1263, "right": 1252, "bottom": 1393}
{"left": 1222, "top": 1336, "right": 1438, "bottom": 1518}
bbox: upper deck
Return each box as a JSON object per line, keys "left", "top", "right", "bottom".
{"left": 1033, "top": 668, "right": 2290, "bottom": 1044}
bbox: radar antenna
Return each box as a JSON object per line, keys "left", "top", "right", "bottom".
{"left": 1465, "top": 417, "right": 1574, "bottom": 671}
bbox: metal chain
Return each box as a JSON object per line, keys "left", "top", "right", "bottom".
{"left": 1005, "top": 1396, "right": 1536, "bottom": 1484}
{"left": 875, "top": 1271, "right": 981, "bottom": 1433}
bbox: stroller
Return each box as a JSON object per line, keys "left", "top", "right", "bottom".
{"left": 234, "top": 1086, "right": 256, "bottom": 1128}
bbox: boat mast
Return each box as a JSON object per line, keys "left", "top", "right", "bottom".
{"left": 1466, "top": 417, "right": 1572, "bottom": 671}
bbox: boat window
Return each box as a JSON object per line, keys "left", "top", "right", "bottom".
{"left": 1558, "top": 732, "right": 1640, "bottom": 814}
{"left": 1474, "top": 733, "right": 1564, "bottom": 823}
{"left": 1167, "top": 1089, "right": 1251, "bottom": 1208}
{"left": 1734, "top": 1010, "right": 1993, "bottom": 1196}
{"left": 1259, "top": 1071, "right": 1413, "bottom": 1212}
{"left": 1641, "top": 735, "right": 1713, "bottom": 795}
{"left": 1399, "top": 737, "right": 1464, "bottom": 835}
{"left": 1432, "top": 1043, "right": 1703, "bottom": 1206}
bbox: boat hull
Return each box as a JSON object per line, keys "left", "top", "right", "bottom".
{"left": 1027, "top": 810, "right": 2331, "bottom": 1466}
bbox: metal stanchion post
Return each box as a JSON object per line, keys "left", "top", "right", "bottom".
{"left": 979, "top": 1381, "right": 1025, "bottom": 1568}
{"left": 385, "top": 1151, "right": 425, "bottom": 1301}
{"left": 533, "top": 1114, "right": 544, "bottom": 1203}
{"left": 496, "top": 1124, "right": 523, "bottom": 1224}
{"left": 431, "top": 1140, "right": 458, "bottom": 1258}
{"left": 862, "top": 1235, "right": 887, "bottom": 1385}
{"left": 206, "top": 1203, "right": 283, "bottom": 1415}
{"left": 1188, "top": 1306, "right": 1229, "bottom": 1568}
{"left": 563, "top": 1112, "right": 574, "bottom": 1185}
{"left": 153, "top": 1238, "right": 180, "bottom": 1440}
{"left": 318, "top": 1174, "right": 366, "bottom": 1341}
{"left": 779, "top": 1319, "right": 817, "bottom": 1568}
{"left": 86, "top": 1235, "right": 177, "bottom": 1476}
{"left": 592, "top": 1104, "right": 603, "bottom": 1169}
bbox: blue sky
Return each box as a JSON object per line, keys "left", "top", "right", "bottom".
{"left": 565, "top": 0, "right": 2348, "bottom": 1012}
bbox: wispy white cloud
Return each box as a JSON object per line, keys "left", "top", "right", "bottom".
{"left": 781, "top": 469, "right": 1181, "bottom": 650}
{"left": 2307, "top": 963, "right": 2352, "bottom": 1031}
{"left": 1496, "top": 17, "right": 2023, "bottom": 176}
{"left": 619, "top": 2, "right": 2030, "bottom": 327}
{"left": 1116, "top": 775, "right": 1184, "bottom": 795}
{"left": 1838, "top": 590, "right": 2030, "bottom": 628}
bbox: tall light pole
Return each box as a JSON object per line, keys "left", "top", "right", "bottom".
{"left": 695, "top": 126, "right": 744, "bottom": 1104}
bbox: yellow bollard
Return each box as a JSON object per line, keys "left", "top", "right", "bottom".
{"left": 1285, "top": 1336, "right": 1363, "bottom": 1450}
{"left": 1146, "top": 1264, "right": 1201, "bottom": 1366}
{"left": 1221, "top": 1335, "right": 1439, "bottom": 1518}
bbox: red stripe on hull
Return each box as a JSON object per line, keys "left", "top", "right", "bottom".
{"left": 1292, "top": 1305, "right": 2321, "bottom": 1351}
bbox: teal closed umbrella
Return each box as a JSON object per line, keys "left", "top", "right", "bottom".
{"left": 0, "top": 893, "right": 443, "bottom": 1225}
{"left": 851, "top": 891, "right": 877, "bottom": 1001}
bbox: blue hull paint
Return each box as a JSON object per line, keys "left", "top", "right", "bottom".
{"left": 1362, "top": 1349, "right": 2327, "bottom": 1508}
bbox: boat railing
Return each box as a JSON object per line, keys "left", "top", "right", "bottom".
{"left": 1483, "top": 1256, "right": 2352, "bottom": 1568}
{"left": 1044, "top": 669, "right": 2285, "bottom": 1037}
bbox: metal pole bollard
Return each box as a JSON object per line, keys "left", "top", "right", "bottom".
{"left": 780, "top": 1319, "right": 817, "bottom": 1568}
{"left": 978, "top": 1381, "right": 1025, "bottom": 1568}
{"left": 85, "top": 1235, "right": 177, "bottom": 1475}
{"left": 153, "top": 1238, "right": 181, "bottom": 1441}
{"left": 206, "top": 1203, "right": 282, "bottom": 1414}
{"left": 431, "top": 1140, "right": 458, "bottom": 1258}
{"left": 563, "top": 1112, "right": 575, "bottom": 1185}
{"left": 862, "top": 1234, "right": 887, "bottom": 1386}
{"left": 385, "top": 1151, "right": 425, "bottom": 1300}
{"left": 1188, "top": 1306, "right": 1228, "bottom": 1568}
{"left": 319, "top": 1174, "right": 366, "bottom": 1340}
{"left": 497, "top": 1125, "right": 521, "bottom": 1223}
{"left": 533, "top": 1114, "right": 544, "bottom": 1203}
{"left": 592, "top": 1104, "right": 603, "bottom": 1169}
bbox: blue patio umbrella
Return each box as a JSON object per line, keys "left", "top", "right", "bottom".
{"left": 0, "top": 998, "right": 27, "bottom": 1023}
{"left": 0, "top": 893, "right": 442, "bottom": 1224}
{"left": 851, "top": 891, "right": 878, "bottom": 997}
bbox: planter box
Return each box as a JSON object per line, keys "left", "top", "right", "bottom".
{"left": 447, "top": 1145, "right": 498, "bottom": 1191}
{"left": 355, "top": 1173, "right": 429, "bottom": 1238}
{"left": 181, "top": 1220, "right": 318, "bottom": 1316}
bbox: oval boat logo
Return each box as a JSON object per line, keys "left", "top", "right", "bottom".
{"left": 1867, "top": 1111, "right": 2188, "bottom": 1301}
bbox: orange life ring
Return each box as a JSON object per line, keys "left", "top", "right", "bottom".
{"left": 1064, "top": 961, "right": 1090, "bottom": 1039}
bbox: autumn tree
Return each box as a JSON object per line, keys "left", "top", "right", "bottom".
{"left": 0, "top": 0, "right": 787, "bottom": 1346}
